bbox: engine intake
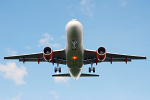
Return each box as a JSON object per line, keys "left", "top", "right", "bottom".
{"left": 97, "top": 47, "right": 106, "bottom": 61}
{"left": 43, "top": 47, "right": 53, "bottom": 61}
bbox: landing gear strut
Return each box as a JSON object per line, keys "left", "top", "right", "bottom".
{"left": 89, "top": 65, "right": 95, "bottom": 73}
{"left": 72, "top": 40, "right": 77, "bottom": 50}
{"left": 54, "top": 59, "right": 62, "bottom": 73}
{"left": 88, "top": 59, "right": 95, "bottom": 73}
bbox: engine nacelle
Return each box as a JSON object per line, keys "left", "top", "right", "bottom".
{"left": 97, "top": 47, "right": 107, "bottom": 61}
{"left": 43, "top": 47, "right": 53, "bottom": 61}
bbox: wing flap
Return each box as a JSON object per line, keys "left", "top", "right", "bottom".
{"left": 84, "top": 58, "right": 131, "bottom": 65}
{"left": 19, "top": 58, "right": 46, "bottom": 62}
{"left": 19, "top": 58, "right": 66, "bottom": 64}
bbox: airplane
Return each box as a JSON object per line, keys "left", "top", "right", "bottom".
{"left": 4, "top": 19, "right": 146, "bottom": 80}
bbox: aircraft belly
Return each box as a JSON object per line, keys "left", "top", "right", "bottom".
{"left": 66, "top": 49, "right": 83, "bottom": 79}
{"left": 67, "top": 53, "right": 83, "bottom": 69}
{"left": 65, "top": 20, "right": 84, "bottom": 79}
{"left": 66, "top": 26, "right": 83, "bottom": 68}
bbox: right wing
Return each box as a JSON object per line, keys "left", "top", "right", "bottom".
{"left": 4, "top": 49, "right": 66, "bottom": 65}
{"left": 84, "top": 49, "right": 146, "bottom": 64}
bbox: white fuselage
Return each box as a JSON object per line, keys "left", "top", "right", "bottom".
{"left": 65, "top": 19, "right": 84, "bottom": 80}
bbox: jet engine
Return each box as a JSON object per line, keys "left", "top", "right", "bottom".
{"left": 97, "top": 47, "right": 106, "bottom": 61}
{"left": 43, "top": 47, "right": 53, "bottom": 61}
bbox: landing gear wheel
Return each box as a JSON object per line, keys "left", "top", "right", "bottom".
{"left": 59, "top": 67, "right": 61, "bottom": 73}
{"left": 54, "top": 67, "right": 57, "bottom": 73}
{"left": 93, "top": 67, "right": 95, "bottom": 73}
{"left": 89, "top": 67, "right": 91, "bottom": 73}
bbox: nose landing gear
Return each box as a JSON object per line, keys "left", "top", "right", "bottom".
{"left": 72, "top": 40, "right": 77, "bottom": 50}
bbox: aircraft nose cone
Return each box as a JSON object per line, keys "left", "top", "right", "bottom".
{"left": 69, "top": 23, "right": 80, "bottom": 31}
{"left": 69, "top": 68, "right": 82, "bottom": 80}
{"left": 66, "top": 20, "right": 83, "bottom": 31}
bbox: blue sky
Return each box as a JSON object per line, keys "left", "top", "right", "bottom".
{"left": 0, "top": 0, "right": 150, "bottom": 100}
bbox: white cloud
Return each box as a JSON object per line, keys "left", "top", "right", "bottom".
{"left": 0, "top": 62, "right": 27, "bottom": 85}
{"left": 67, "top": 5, "right": 73, "bottom": 10}
{"left": 11, "top": 92, "right": 22, "bottom": 100}
{"left": 54, "top": 77, "right": 69, "bottom": 83}
{"left": 38, "top": 33, "right": 61, "bottom": 49}
{"left": 53, "top": 71, "right": 70, "bottom": 84}
{"left": 50, "top": 91, "right": 59, "bottom": 99}
{"left": 6, "top": 48, "right": 17, "bottom": 56}
{"left": 67, "top": 5, "right": 75, "bottom": 16}
{"left": 25, "top": 46, "right": 32, "bottom": 50}
{"left": 39, "top": 33, "right": 54, "bottom": 45}
{"left": 122, "top": 2, "right": 126, "bottom": 7}
{"left": 80, "top": 0, "right": 95, "bottom": 17}
{"left": 61, "top": 35, "right": 65, "bottom": 39}
{"left": 119, "top": 0, "right": 127, "bottom": 7}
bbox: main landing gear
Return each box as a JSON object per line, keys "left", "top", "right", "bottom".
{"left": 88, "top": 59, "right": 95, "bottom": 73}
{"left": 54, "top": 67, "right": 61, "bottom": 73}
{"left": 89, "top": 65, "right": 95, "bottom": 73}
{"left": 54, "top": 59, "right": 62, "bottom": 73}
{"left": 72, "top": 40, "right": 77, "bottom": 50}
{"left": 89, "top": 67, "right": 95, "bottom": 73}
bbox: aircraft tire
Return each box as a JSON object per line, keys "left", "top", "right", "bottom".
{"left": 93, "top": 67, "right": 95, "bottom": 73}
{"left": 59, "top": 67, "right": 61, "bottom": 73}
{"left": 89, "top": 67, "right": 91, "bottom": 73}
{"left": 54, "top": 67, "right": 57, "bottom": 73}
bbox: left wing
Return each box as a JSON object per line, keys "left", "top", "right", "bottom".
{"left": 4, "top": 49, "right": 66, "bottom": 64}
{"left": 84, "top": 49, "right": 146, "bottom": 64}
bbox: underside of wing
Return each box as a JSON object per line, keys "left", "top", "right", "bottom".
{"left": 4, "top": 49, "right": 66, "bottom": 64}
{"left": 4, "top": 53, "right": 43, "bottom": 59}
{"left": 106, "top": 52, "right": 146, "bottom": 59}
{"left": 84, "top": 49, "right": 146, "bottom": 64}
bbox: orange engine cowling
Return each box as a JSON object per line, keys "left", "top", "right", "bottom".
{"left": 43, "top": 47, "right": 53, "bottom": 61}
{"left": 97, "top": 47, "right": 107, "bottom": 61}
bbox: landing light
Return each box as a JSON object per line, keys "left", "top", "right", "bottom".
{"left": 72, "top": 56, "right": 78, "bottom": 60}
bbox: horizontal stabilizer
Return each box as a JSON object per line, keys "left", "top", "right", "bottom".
{"left": 52, "top": 73, "right": 99, "bottom": 77}
{"left": 52, "top": 73, "right": 70, "bottom": 77}
{"left": 80, "top": 73, "right": 99, "bottom": 77}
